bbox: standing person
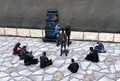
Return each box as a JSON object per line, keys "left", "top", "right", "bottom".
{"left": 55, "top": 23, "right": 60, "bottom": 46}
{"left": 85, "top": 47, "right": 99, "bottom": 62}
{"left": 65, "top": 23, "right": 71, "bottom": 47}
{"left": 59, "top": 28, "right": 67, "bottom": 56}
{"left": 68, "top": 59, "right": 79, "bottom": 73}
{"left": 40, "top": 51, "right": 52, "bottom": 68}
{"left": 13, "top": 42, "right": 21, "bottom": 55}
{"left": 94, "top": 40, "right": 105, "bottom": 53}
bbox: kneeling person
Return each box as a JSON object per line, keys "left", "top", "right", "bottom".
{"left": 40, "top": 51, "right": 52, "bottom": 68}
{"left": 68, "top": 59, "right": 79, "bottom": 73}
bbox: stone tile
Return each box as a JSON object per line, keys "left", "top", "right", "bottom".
{"left": 93, "top": 72, "right": 104, "bottom": 80}
{"left": 60, "top": 76, "right": 70, "bottom": 81}
{"left": 99, "top": 33, "right": 114, "bottom": 42}
{"left": 18, "top": 69, "right": 32, "bottom": 76}
{"left": 72, "top": 56, "right": 78, "bottom": 61}
{"left": 0, "top": 77, "right": 10, "bottom": 81}
{"left": 71, "top": 74, "right": 84, "bottom": 79}
{"left": 100, "top": 69, "right": 110, "bottom": 73}
{"left": 110, "top": 65, "right": 116, "bottom": 73}
{"left": 117, "top": 78, "right": 120, "bottom": 81}
{"left": 53, "top": 60, "right": 64, "bottom": 68}
{"left": 0, "top": 66, "right": 7, "bottom": 71}
{"left": 114, "top": 34, "right": 120, "bottom": 42}
{"left": 45, "top": 67, "right": 58, "bottom": 74}
{"left": 0, "top": 28, "right": 5, "bottom": 35}
{"left": 6, "top": 67, "right": 16, "bottom": 73}
{"left": 77, "top": 69, "right": 86, "bottom": 74}
{"left": 88, "top": 63, "right": 101, "bottom": 71}
{"left": 54, "top": 72, "right": 62, "bottom": 81}
{"left": 22, "top": 77, "right": 32, "bottom": 81}
{"left": 99, "top": 56, "right": 106, "bottom": 62}
{"left": 30, "top": 29, "right": 43, "bottom": 37}
{"left": 14, "top": 77, "right": 23, "bottom": 81}
{"left": 64, "top": 54, "right": 72, "bottom": 58}
{"left": 74, "top": 48, "right": 82, "bottom": 51}
{"left": 5, "top": 28, "right": 17, "bottom": 36}
{"left": 97, "top": 62, "right": 108, "bottom": 69}
{"left": 70, "top": 78, "right": 79, "bottom": 81}
{"left": 99, "top": 76, "right": 115, "bottom": 81}
{"left": 47, "top": 55, "right": 56, "bottom": 61}
{"left": 65, "top": 59, "right": 71, "bottom": 64}
{"left": 0, "top": 59, "right": 4, "bottom": 65}
{"left": 105, "top": 73, "right": 117, "bottom": 79}
{"left": 0, "top": 72, "right": 8, "bottom": 78}
{"left": 85, "top": 74, "right": 95, "bottom": 81}
{"left": 29, "top": 66, "right": 38, "bottom": 71}
{"left": 80, "top": 62, "right": 91, "bottom": 70}
{"left": 11, "top": 72, "right": 19, "bottom": 77}
{"left": 70, "top": 31, "right": 83, "bottom": 40}
{"left": 31, "top": 76, "right": 43, "bottom": 81}
{"left": 12, "top": 56, "right": 19, "bottom": 63}
{"left": 17, "top": 65, "right": 26, "bottom": 71}
{"left": 114, "top": 49, "right": 120, "bottom": 54}
{"left": 115, "top": 62, "right": 120, "bottom": 71}
{"left": 44, "top": 74, "right": 53, "bottom": 81}
{"left": 39, "top": 48, "right": 48, "bottom": 51}
{"left": 2, "top": 62, "right": 12, "bottom": 67}
{"left": 33, "top": 69, "right": 44, "bottom": 75}
{"left": 59, "top": 65, "right": 71, "bottom": 76}
{"left": 17, "top": 28, "right": 30, "bottom": 37}
{"left": 84, "top": 32, "right": 98, "bottom": 40}
{"left": 87, "top": 70, "right": 93, "bottom": 74}
{"left": 34, "top": 50, "right": 42, "bottom": 56}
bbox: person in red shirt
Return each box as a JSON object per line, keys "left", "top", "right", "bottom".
{"left": 59, "top": 28, "right": 67, "bottom": 56}
{"left": 13, "top": 42, "right": 21, "bottom": 54}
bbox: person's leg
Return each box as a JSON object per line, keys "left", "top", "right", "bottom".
{"left": 61, "top": 42, "right": 63, "bottom": 56}
{"left": 68, "top": 34, "right": 70, "bottom": 46}
{"left": 64, "top": 42, "right": 67, "bottom": 56}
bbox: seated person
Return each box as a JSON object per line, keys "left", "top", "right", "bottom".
{"left": 18, "top": 46, "right": 28, "bottom": 60}
{"left": 13, "top": 42, "right": 21, "bottom": 55}
{"left": 68, "top": 59, "right": 79, "bottom": 73}
{"left": 40, "top": 51, "right": 52, "bottom": 68}
{"left": 85, "top": 47, "right": 99, "bottom": 62}
{"left": 94, "top": 40, "right": 105, "bottom": 53}
{"left": 24, "top": 51, "right": 38, "bottom": 66}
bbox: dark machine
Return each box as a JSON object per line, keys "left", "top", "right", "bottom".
{"left": 43, "top": 10, "right": 58, "bottom": 42}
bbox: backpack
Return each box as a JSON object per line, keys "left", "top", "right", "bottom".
{"left": 60, "top": 33, "right": 66, "bottom": 42}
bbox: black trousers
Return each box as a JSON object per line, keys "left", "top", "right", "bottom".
{"left": 66, "top": 33, "right": 70, "bottom": 46}
{"left": 61, "top": 41, "right": 67, "bottom": 56}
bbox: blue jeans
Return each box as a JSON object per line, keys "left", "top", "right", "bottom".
{"left": 56, "top": 32, "right": 59, "bottom": 46}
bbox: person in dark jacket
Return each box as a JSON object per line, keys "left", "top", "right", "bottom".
{"left": 65, "top": 23, "right": 71, "bottom": 47}
{"left": 24, "top": 51, "right": 38, "bottom": 66}
{"left": 85, "top": 47, "right": 99, "bottom": 62}
{"left": 40, "top": 51, "right": 52, "bottom": 68}
{"left": 13, "top": 42, "right": 21, "bottom": 54}
{"left": 59, "top": 28, "right": 67, "bottom": 56}
{"left": 68, "top": 59, "right": 79, "bottom": 73}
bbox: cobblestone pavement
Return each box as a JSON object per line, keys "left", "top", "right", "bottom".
{"left": 0, "top": 36, "right": 120, "bottom": 81}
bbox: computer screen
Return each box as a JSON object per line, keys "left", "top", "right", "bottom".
{"left": 47, "top": 22, "right": 54, "bottom": 28}
{"left": 48, "top": 15, "right": 54, "bottom": 19}
{"left": 46, "top": 31, "right": 55, "bottom": 37}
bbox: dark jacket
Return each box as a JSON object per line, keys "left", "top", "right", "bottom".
{"left": 68, "top": 63, "right": 79, "bottom": 73}
{"left": 65, "top": 25, "right": 71, "bottom": 34}
{"left": 40, "top": 56, "right": 49, "bottom": 68}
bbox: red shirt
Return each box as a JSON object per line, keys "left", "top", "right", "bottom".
{"left": 59, "top": 33, "right": 67, "bottom": 42}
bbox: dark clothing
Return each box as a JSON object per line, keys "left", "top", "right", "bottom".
{"left": 13, "top": 43, "right": 21, "bottom": 54}
{"left": 68, "top": 63, "right": 79, "bottom": 73}
{"left": 40, "top": 56, "right": 52, "bottom": 68}
{"left": 24, "top": 54, "right": 38, "bottom": 66}
{"left": 65, "top": 25, "right": 71, "bottom": 46}
{"left": 59, "top": 33, "right": 67, "bottom": 56}
{"left": 94, "top": 43, "right": 104, "bottom": 52}
{"left": 85, "top": 50, "right": 99, "bottom": 62}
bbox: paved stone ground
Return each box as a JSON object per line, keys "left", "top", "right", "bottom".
{"left": 0, "top": 36, "right": 120, "bottom": 81}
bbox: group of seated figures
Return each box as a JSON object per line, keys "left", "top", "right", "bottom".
{"left": 13, "top": 39, "right": 105, "bottom": 73}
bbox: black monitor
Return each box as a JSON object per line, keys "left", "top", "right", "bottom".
{"left": 46, "top": 30, "right": 56, "bottom": 38}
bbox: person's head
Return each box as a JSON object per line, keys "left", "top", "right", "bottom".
{"left": 62, "top": 28, "right": 64, "bottom": 33}
{"left": 57, "top": 23, "right": 59, "bottom": 26}
{"left": 43, "top": 51, "right": 46, "bottom": 56}
{"left": 71, "top": 59, "right": 74, "bottom": 63}
{"left": 16, "top": 42, "right": 20, "bottom": 47}
{"left": 67, "top": 23, "right": 69, "bottom": 26}
{"left": 97, "top": 40, "right": 100, "bottom": 44}
{"left": 90, "top": 47, "right": 93, "bottom": 51}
